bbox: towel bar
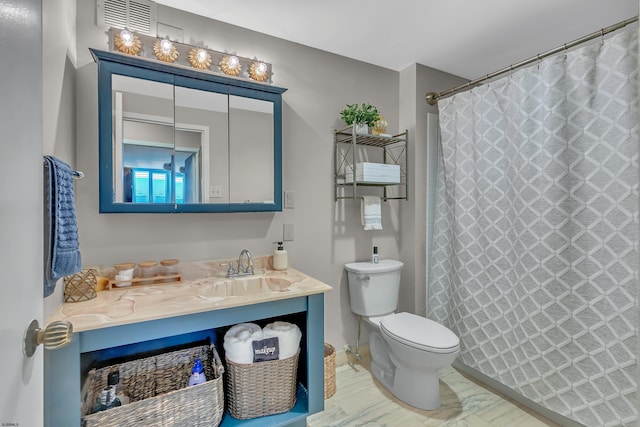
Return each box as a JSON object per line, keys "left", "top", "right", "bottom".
{"left": 43, "top": 159, "right": 84, "bottom": 179}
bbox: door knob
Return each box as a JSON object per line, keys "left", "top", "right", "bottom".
{"left": 23, "top": 319, "right": 73, "bottom": 357}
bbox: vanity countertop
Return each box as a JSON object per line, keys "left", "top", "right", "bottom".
{"left": 47, "top": 257, "right": 332, "bottom": 332}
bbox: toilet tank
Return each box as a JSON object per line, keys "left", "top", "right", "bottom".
{"left": 345, "top": 260, "right": 403, "bottom": 316}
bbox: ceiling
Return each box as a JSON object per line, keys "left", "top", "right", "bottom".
{"left": 154, "top": 0, "right": 638, "bottom": 79}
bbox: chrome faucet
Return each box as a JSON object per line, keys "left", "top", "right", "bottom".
{"left": 225, "top": 249, "right": 255, "bottom": 277}
{"left": 236, "top": 249, "right": 253, "bottom": 275}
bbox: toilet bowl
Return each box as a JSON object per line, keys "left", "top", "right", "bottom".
{"left": 368, "top": 313, "right": 459, "bottom": 409}
{"left": 345, "top": 260, "right": 460, "bottom": 410}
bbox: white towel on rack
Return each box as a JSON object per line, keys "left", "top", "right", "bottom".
{"left": 361, "top": 196, "right": 382, "bottom": 230}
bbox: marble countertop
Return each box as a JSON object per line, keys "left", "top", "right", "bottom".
{"left": 47, "top": 257, "right": 332, "bottom": 332}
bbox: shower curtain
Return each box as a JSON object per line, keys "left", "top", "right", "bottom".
{"left": 428, "top": 27, "right": 638, "bottom": 426}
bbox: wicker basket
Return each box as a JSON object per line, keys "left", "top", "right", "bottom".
{"left": 226, "top": 350, "right": 299, "bottom": 419}
{"left": 324, "top": 343, "right": 336, "bottom": 399}
{"left": 81, "top": 344, "right": 224, "bottom": 427}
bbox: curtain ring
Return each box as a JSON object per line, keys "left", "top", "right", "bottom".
{"left": 564, "top": 43, "right": 568, "bottom": 59}
{"left": 537, "top": 54, "right": 541, "bottom": 70}
{"left": 600, "top": 28, "right": 605, "bottom": 46}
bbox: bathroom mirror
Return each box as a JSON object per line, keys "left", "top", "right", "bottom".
{"left": 93, "top": 49, "right": 286, "bottom": 213}
{"left": 229, "top": 95, "right": 274, "bottom": 204}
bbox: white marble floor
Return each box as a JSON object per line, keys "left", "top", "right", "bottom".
{"left": 308, "top": 359, "right": 561, "bottom": 427}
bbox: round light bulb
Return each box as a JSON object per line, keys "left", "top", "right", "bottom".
{"left": 257, "top": 62, "right": 267, "bottom": 74}
{"left": 196, "top": 49, "right": 207, "bottom": 62}
{"left": 229, "top": 56, "right": 239, "bottom": 67}
{"left": 119, "top": 29, "right": 133, "bottom": 47}
{"left": 160, "top": 39, "right": 173, "bottom": 54}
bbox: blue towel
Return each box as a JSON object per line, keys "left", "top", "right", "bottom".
{"left": 44, "top": 156, "right": 82, "bottom": 297}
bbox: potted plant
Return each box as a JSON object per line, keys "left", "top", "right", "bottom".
{"left": 340, "top": 103, "right": 380, "bottom": 133}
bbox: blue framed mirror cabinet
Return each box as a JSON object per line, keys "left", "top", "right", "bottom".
{"left": 91, "top": 49, "right": 287, "bottom": 213}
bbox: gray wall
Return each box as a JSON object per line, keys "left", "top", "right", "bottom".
{"left": 49, "top": 0, "right": 464, "bottom": 349}
{"left": 398, "top": 65, "right": 466, "bottom": 317}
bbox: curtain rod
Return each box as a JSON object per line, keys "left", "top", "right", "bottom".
{"left": 425, "top": 15, "right": 638, "bottom": 105}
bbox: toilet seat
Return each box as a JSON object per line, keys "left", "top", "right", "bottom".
{"left": 380, "top": 312, "right": 459, "bottom": 354}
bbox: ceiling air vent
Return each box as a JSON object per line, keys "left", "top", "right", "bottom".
{"left": 97, "top": 0, "right": 157, "bottom": 35}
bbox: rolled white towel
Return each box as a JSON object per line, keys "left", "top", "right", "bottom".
{"left": 262, "top": 321, "right": 301, "bottom": 360}
{"left": 224, "top": 323, "right": 263, "bottom": 364}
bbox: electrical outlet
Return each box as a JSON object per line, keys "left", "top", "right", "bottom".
{"left": 283, "top": 224, "right": 294, "bottom": 241}
{"left": 209, "top": 185, "right": 222, "bottom": 198}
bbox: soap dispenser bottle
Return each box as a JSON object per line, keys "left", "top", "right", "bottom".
{"left": 273, "top": 241, "right": 288, "bottom": 271}
{"left": 372, "top": 246, "right": 379, "bottom": 264}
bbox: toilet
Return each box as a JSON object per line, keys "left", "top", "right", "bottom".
{"left": 345, "top": 259, "right": 459, "bottom": 410}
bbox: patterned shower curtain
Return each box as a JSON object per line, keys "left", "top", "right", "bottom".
{"left": 428, "top": 27, "right": 638, "bottom": 426}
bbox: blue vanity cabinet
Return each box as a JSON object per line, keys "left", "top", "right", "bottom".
{"left": 44, "top": 294, "right": 325, "bottom": 427}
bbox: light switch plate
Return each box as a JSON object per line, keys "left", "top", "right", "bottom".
{"left": 284, "top": 191, "right": 295, "bottom": 209}
{"left": 283, "top": 224, "right": 294, "bottom": 241}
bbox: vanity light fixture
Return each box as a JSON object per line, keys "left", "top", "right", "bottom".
{"left": 108, "top": 28, "right": 273, "bottom": 84}
{"left": 188, "top": 47, "right": 212, "bottom": 70}
{"left": 249, "top": 61, "right": 269, "bottom": 82}
{"left": 114, "top": 28, "right": 141, "bottom": 55}
{"left": 220, "top": 55, "right": 242, "bottom": 76}
{"left": 153, "top": 38, "right": 179, "bottom": 63}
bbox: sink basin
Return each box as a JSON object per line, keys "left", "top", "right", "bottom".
{"left": 196, "top": 272, "right": 305, "bottom": 297}
{"left": 237, "top": 273, "right": 305, "bottom": 292}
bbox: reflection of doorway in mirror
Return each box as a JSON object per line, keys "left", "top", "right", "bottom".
{"left": 174, "top": 86, "right": 227, "bottom": 205}
{"left": 174, "top": 128, "right": 201, "bottom": 203}
{"left": 112, "top": 74, "right": 211, "bottom": 205}
{"left": 115, "top": 114, "right": 209, "bottom": 204}
{"left": 122, "top": 143, "right": 197, "bottom": 204}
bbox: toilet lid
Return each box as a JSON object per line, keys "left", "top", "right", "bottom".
{"left": 344, "top": 259, "right": 404, "bottom": 274}
{"left": 380, "top": 312, "right": 459, "bottom": 354}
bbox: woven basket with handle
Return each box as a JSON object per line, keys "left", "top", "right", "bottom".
{"left": 81, "top": 344, "right": 224, "bottom": 427}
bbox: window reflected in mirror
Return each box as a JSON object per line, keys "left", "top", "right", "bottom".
{"left": 122, "top": 137, "right": 198, "bottom": 203}
{"left": 174, "top": 86, "right": 228, "bottom": 204}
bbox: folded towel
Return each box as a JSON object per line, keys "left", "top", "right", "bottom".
{"left": 262, "top": 321, "right": 302, "bottom": 360}
{"left": 361, "top": 196, "right": 382, "bottom": 231}
{"left": 44, "top": 156, "right": 82, "bottom": 297}
{"left": 224, "top": 323, "right": 263, "bottom": 364}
